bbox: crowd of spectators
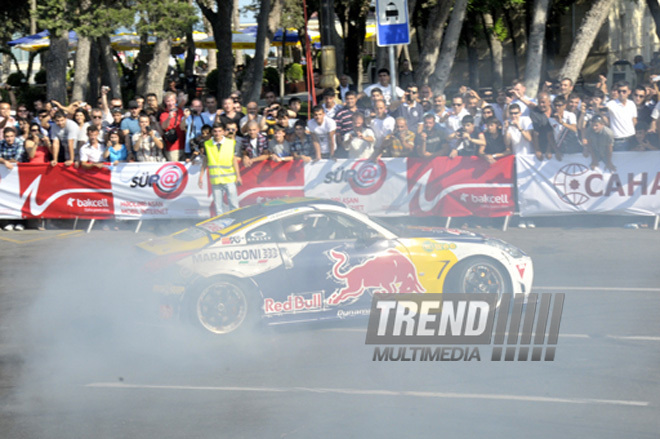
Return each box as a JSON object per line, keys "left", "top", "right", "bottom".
{"left": 1, "top": 55, "right": 660, "bottom": 230}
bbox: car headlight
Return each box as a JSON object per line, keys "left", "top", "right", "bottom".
{"left": 485, "top": 238, "right": 525, "bottom": 258}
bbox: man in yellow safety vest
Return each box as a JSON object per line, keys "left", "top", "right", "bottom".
{"left": 198, "top": 122, "right": 242, "bottom": 215}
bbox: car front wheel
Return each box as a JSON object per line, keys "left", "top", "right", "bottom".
{"left": 455, "top": 257, "right": 510, "bottom": 303}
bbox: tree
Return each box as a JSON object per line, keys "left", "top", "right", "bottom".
{"left": 481, "top": 10, "right": 505, "bottom": 91}
{"left": 0, "top": 1, "right": 30, "bottom": 83}
{"left": 648, "top": 0, "right": 660, "bottom": 41}
{"left": 557, "top": 0, "right": 615, "bottom": 84}
{"left": 416, "top": 0, "right": 453, "bottom": 87}
{"left": 197, "top": 0, "right": 235, "bottom": 101}
{"left": 37, "top": 0, "right": 70, "bottom": 102}
{"left": 523, "top": 0, "right": 550, "bottom": 97}
{"left": 335, "top": 0, "right": 370, "bottom": 84}
{"left": 432, "top": 0, "right": 469, "bottom": 94}
{"left": 241, "top": 0, "right": 271, "bottom": 103}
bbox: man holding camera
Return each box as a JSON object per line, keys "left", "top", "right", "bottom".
{"left": 182, "top": 98, "right": 212, "bottom": 161}
{"left": 133, "top": 115, "right": 165, "bottom": 162}
{"left": 391, "top": 85, "right": 424, "bottom": 132}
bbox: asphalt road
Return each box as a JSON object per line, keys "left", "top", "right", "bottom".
{"left": 1, "top": 223, "right": 659, "bottom": 438}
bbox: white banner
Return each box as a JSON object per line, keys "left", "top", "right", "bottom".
{"left": 0, "top": 165, "right": 22, "bottom": 217}
{"left": 516, "top": 152, "right": 660, "bottom": 216}
{"left": 303, "top": 158, "right": 410, "bottom": 216}
{"left": 111, "top": 162, "right": 212, "bottom": 219}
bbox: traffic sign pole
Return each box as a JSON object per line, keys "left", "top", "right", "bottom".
{"left": 389, "top": 46, "right": 397, "bottom": 100}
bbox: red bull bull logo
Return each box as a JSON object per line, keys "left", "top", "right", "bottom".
{"left": 327, "top": 249, "right": 425, "bottom": 305}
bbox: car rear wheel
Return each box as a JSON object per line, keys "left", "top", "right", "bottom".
{"left": 454, "top": 257, "right": 510, "bottom": 303}
{"left": 191, "top": 279, "right": 255, "bottom": 335}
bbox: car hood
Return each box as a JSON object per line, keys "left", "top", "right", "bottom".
{"left": 137, "top": 227, "right": 212, "bottom": 256}
{"left": 397, "top": 225, "right": 486, "bottom": 243}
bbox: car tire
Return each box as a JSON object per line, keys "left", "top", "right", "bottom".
{"left": 452, "top": 257, "right": 511, "bottom": 305}
{"left": 188, "top": 277, "right": 258, "bottom": 336}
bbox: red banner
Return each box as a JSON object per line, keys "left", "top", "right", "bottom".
{"left": 238, "top": 160, "right": 306, "bottom": 205}
{"left": 407, "top": 156, "right": 515, "bottom": 217}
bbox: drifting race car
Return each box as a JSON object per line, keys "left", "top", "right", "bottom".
{"left": 138, "top": 198, "right": 533, "bottom": 335}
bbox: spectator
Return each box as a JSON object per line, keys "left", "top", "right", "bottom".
{"left": 217, "top": 97, "right": 244, "bottom": 127}
{"left": 133, "top": 115, "right": 165, "bottom": 162}
{"left": 263, "top": 91, "right": 278, "bottom": 108}
{"left": 416, "top": 113, "right": 450, "bottom": 157}
{"left": 159, "top": 91, "right": 185, "bottom": 161}
{"left": 480, "top": 117, "right": 510, "bottom": 165}
{"left": 36, "top": 109, "right": 52, "bottom": 137}
{"left": 391, "top": 84, "right": 424, "bottom": 131}
{"left": 504, "top": 103, "right": 534, "bottom": 155}
{"left": 632, "top": 86, "right": 652, "bottom": 125}
{"left": 558, "top": 77, "right": 575, "bottom": 101}
{"left": 288, "top": 97, "right": 304, "bottom": 122}
{"left": 50, "top": 110, "right": 79, "bottom": 166}
{"left": 321, "top": 88, "right": 342, "bottom": 120}
{"left": 566, "top": 93, "right": 583, "bottom": 118}
{"left": 182, "top": 98, "right": 212, "bottom": 160}
{"left": 291, "top": 121, "right": 316, "bottom": 162}
{"left": 419, "top": 85, "right": 434, "bottom": 109}
{"left": 134, "top": 95, "right": 145, "bottom": 112}
{"left": 16, "top": 104, "right": 30, "bottom": 122}
{"left": 274, "top": 108, "right": 296, "bottom": 134}
{"left": 465, "top": 91, "right": 484, "bottom": 128}
{"left": 529, "top": 92, "right": 558, "bottom": 160}
{"left": 448, "top": 115, "right": 484, "bottom": 158}
{"left": 509, "top": 79, "right": 536, "bottom": 117}
{"left": 447, "top": 95, "right": 470, "bottom": 134}
{"left": 430, "top": 94, "right": 451, "bottom": 129}
{"left": 189, "top": 124, "right": 213, "bottom": 163}
{"left": 606, "top": 81, "right": 637, "bottom": 151}
{"left": 398, "top": 59, "right": 414, "bottom": 91}
{"left": 198, "top": 122, "right": 242, "bottom": 215}
{"left": 337, "top": 74, "right": 357, "bottom": 102}
{"left": 583, "top": 115, "right": 616, "bottom": 171}
{"left": 307, "top": 105, "right": 336, "bottom": 159}
{"left": 241, "top": 120, "right": 270, "bottom": 167}
{"left": 578, "top": 90, "right": 607, "bottom": 138}
{"left": 361, "top": 68, "right": 404, "bottom": 106}
{"left": 370, "top": 100, "right": 395, "bottom": 151}
{"left": 16, "top": 117, "right": 29, "bottom": 142}
{"left": 25, "top": 123, "right": 52, "bottom": 163}
{"left": 120, "top": 100, "right": 141, "bottom": 147}
{"left": 631, "top": 121, "right": 659, "bottom": 151}
{"left": 480, "top": 105, "right": 496, "bottom": 131}
{"left": 239, "top": 101, "right": 266, "bottom": 135}
{"left": 363, "top": 88, "right": 386, "bottom": 120}
{"left": 633, "top": 55, "right": 649, "bottom": 85}
{"left": 343, "top": 112, "right": 375, "bottom": 159}
{"left": 224, "top": 121, "right": 241, "bottom": 146}
{"left": 107, "top": 107, "right": 125, "bottom": 143}
{"left": 375, "top": 117, "right": 416, "bottom": 159}
{"left": 0, "top": 127, "right": 26, "bottom": 231}
{"left": 202, "top": 95, "right": 218, "bottom": 123}
{"left": 549, "top": 95, "right": 580, "bottom": 158}
{"left": 78, "top": 125, "right": 106, "bottom": 169}
{"left": 145, "top": 93, "right": 161, "bottom": 118}
{"left": 103, "top": 129, "right": 128, "bottom": 165}
{"left": 334, "top": 90, "right": 361, "bottom": 157}
{"left": 269, "top": 126, "right": 293, "bottom": 162}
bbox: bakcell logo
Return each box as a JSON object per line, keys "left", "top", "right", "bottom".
{"left": 130, "top": 162, "right": 188, "bottom": 199}
{"left": 460, "top": 193, "right": 510, "bottom": 204}
{"left": 327, "top": 248, "right": 425, "bottom": 306}
{"left": 553, "top": 163, "right": 660, "bottom": 206}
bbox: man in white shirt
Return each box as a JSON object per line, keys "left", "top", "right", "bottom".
{"left": 307, "top": 105, "right": 336, "bottom": 159}
{"left": 50, "top": 110, "right": 80, "bottom": 166}
{"left": 369, "top": 100, "right": 395, "bottom": 151}
{"left": 504, "top": 103, "right": 534, "bottom": 155}
{"left": 446, "top": 95, "right": 470, "bottom": 134}
{"left": 361, "top": 68, "right": 405, "bottom": 106}
{"left": 78, "top": 125, "right": 106, "bottom": 169}
{"left": 606, "top": 81, "right": 637, "bottom": 151}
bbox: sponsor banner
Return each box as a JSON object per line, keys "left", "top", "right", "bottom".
{"left": 516, "top": 152, "right": 660, "bottom": 216}
{"left": 112, "top": 162, "right": 211, "bottom": 219}
{"left": 406, "top": 156, "right": 515, "bottom": 217}
{"left": 304, "top": 158, "right": 409, "bottom": 215}
{"left": 238, "top": 160, "right": 305, "bottom": 205}
{"left": 0, "top": 165, "right": 22, "bottom": 218}
{"left": 19, "top": 164, "right": 114, "bottom": 219}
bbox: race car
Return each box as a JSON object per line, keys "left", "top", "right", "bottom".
{"left": 138, "top": 198, "right": 533, "bottom": 335}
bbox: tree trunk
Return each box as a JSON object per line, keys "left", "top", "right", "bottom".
{"left": 502, "top": 6, "right": 520, "bottom": 81}
{"left": 197, "top": 0, "right": 234, "bottom": 100}
{"left": 482, "top": 12, "right": 503, "bottom": 91}
{"left": 72, "top": 36, "right": 91, "bottom": 102}
{"left": 145, "top": 37, "right": 173, "bottom": 103}
{"left": 98, "top": 35, "right": 121, "bottom": 101}
{"left": 331, "top": 19, "right": 345, "bottom": 79}
{"left": 465, "top": 14, "right": 479, "bottom": 91}
{"left": 88, "top": 39, "right": 100, "bottom": 104}
{"left": 558, "top": 0, "right": 615, "bottom": 84}
{"left": 233, "top": 0, "right": 244, "bottom": 66}
{"left": 241, "top": 0, "right": 270, "bottom": 104}
{"left": 647, "top": 0, "right": 660, "bottom": 41}
{"left": 46, "top": 31, "right": 68, "bottom": 103}
{"left": 199, "top": 0, "right": 217, "bottom": 71}
{"left": 524, "top": 0, "right": 550, "bottom": 98}
{"left": 432, "top": 0, "right": 469, "bottom": 95}
{"left": 416, "top": 0, "right": 453, "bottom": 86}
{"left": 135, "top": 33, "right": 155, "bottom": 96}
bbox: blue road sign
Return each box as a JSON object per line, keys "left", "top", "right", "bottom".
{"left": 376, "top": 0, "right": 410, "bottom": 46}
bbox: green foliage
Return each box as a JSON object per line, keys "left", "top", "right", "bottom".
{"left": 34, "top": 70, "right": 48, "bottom": 85}
{"left": 492, "top": 16, "right": 507, "bottom": 41}
{"left": 286, "top": 63, "right": 304, "bottom": 82}
{"left": 205, "top": 69, "right": 218, "bottom": 96}
{"left": 135, "top": 0, "right": 198, "bottom": 38}
{"left": 263, "top": 66, "right": 280, "bottom": 91}
{"left": 0, "top": 1, "right": 29, "bottom": 44}
{"left": 7, "top": 72, "right": 27, "bottom": 87}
